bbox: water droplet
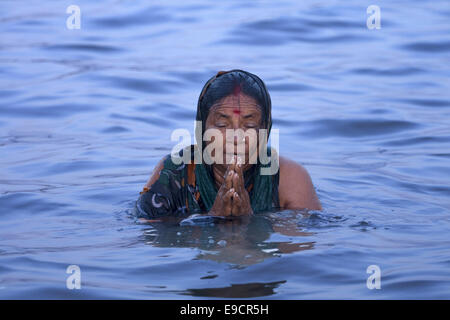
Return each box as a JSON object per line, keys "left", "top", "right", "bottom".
{"left": 217, "top": 240, "right": 227, "bottom": 247}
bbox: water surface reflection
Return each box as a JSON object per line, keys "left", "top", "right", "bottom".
{"left": 140, "top": 211, "right": 316, "bottom": 267}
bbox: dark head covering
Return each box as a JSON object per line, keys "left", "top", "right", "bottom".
{"left": 195, "top": 69, "right": 272, "bottom": 153}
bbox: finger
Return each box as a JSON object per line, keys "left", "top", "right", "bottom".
{"left": 222, "top": 165, "right": 229, "bottom": 180}
{"left": 236, "top": 158, "right": 245, "bottom": 188}
{"left": 223, "top": 188, "right": 234, "bottom": 216}
{"left": 232, "top": 191, "right": 242, "bottom": 215}
{"left": 232, "top": 172, "right": 240, "bottom": 192}
{"left": 225, "top": 168, "right": 234, "bottom": 190}
{"left": 233, "top": 165, "right": 252, "bottom": 211}
{"left": 235, "top": 192, "right": 253, "bottom": 217}
{"left": 218, "top": 166, "right": 232, "bottom": 194}
{"left": 233, "top": 171, "right": 246, "bottom": 196}
{"left": 220, "top": 165, "right": 230, "bottom": 187}
{"left": 236, "top": 155, "right": 244, "bottom": 167}
{"left": 229, "top": 155, "right": 236, "bottom": 173}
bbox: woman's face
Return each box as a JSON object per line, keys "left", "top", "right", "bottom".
{"left": 204, "top": 93, "right": 263, "bottom": 167}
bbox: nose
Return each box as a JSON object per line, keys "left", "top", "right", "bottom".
{"left": 230, "top": 112, "right": 241, "bottom": 130}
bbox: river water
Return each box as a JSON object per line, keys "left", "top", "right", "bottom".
{"left": 1, "top": 0, "right": 449, "bottom": 299}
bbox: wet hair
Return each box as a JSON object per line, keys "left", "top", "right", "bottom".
{"left": 195, "top": 69, "right": 272, "bottom": 149}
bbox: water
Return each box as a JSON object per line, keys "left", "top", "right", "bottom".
{"left": 1, "top": 0, "right": 450, "bottom": 299}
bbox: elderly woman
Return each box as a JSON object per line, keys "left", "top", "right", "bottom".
{"left": 136, "top": 69, "right": 321, "bottom": 220}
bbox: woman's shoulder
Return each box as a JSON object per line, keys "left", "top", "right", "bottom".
{"left": 278, "top": 155, "right": 322, "bottom": 210}
{"left": 142, "top": 156, "right": 167, "bottom": 192}
{"left": 279, "top": 156, "right": 308, "bottom": 176}
{"left": 142, "top": 153, "right": 186, "bottom": 190}
{"left": 278, "top": 156, "right": 311, "bottom": 191}
{"left": 142, "top": 145, "right": 197, "bottom": 190}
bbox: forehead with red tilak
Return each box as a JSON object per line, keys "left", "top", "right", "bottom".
{"left": 206, "top": 86, "right": 262, "bottom": 124}
{"left": 232, "top": 84, "right": 242, "bottom": 115}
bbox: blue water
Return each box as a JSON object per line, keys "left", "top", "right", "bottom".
{"left": 1, "top": 0, "right": 450, "bottom": 299}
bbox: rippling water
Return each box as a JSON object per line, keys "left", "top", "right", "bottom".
{"left": 1, "top": 0, "right": 450, "bottom": 299}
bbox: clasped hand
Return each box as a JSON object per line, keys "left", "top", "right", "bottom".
{"left": 209, "top": 156, "right": 253, "bottom": 217}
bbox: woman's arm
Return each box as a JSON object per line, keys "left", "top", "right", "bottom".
{"left": 278, "top": 156, "right": 322, "bottom": 211}
{"left": 137, "top": 155, "right": 177, "bottom": 222}
{"left": 142, "top": 156, "right": 167, "bottom": 192}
